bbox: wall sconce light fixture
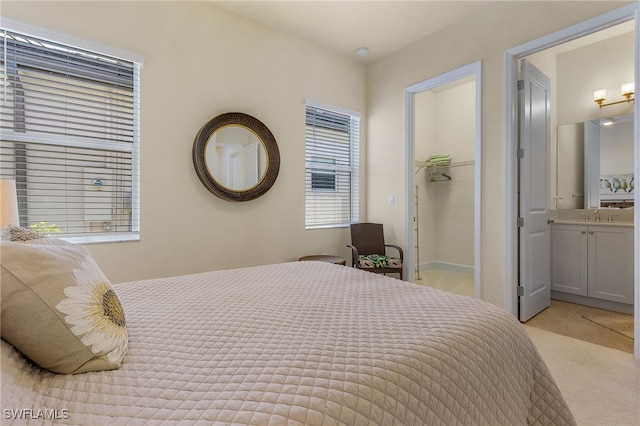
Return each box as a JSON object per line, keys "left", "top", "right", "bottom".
{"left": 594, "top": 81, "right": 635, "bottom": 108}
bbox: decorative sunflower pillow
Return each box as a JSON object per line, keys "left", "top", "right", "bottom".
{"left": 0, "top": 241, "right": 127, "bottom": 374}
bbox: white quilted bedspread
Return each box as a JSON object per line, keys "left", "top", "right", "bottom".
{"left": 1, "top": 261, "right": 575, "bottom": 425}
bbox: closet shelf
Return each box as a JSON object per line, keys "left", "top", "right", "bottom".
{"left": 415, "top": 160, "right": 475, "bottom": 182}
{"left": 414, "top": 160, "right": 475, "bottom": 170}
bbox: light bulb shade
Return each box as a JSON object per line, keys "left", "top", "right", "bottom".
{"left": 1, "top": 179, "right": 20, "bottom": 229}
{"left": 593, "top": 88, "right": 607, "bottom": 102}
{"left": 620, "top": 81, "right": 634, "bottom": 96}
{"left": 356, "top": 47, "right": 369, "bottom": 57}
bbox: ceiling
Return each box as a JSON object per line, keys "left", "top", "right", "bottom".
{"left": 212, "top": 1, "right": 492, "bottom": 65}
{"left": 211, "top": 1, "right": 634, "bottom": 65}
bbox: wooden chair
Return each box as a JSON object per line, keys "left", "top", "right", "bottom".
{"left": 347, "top": 223, "right": 403, "bottom": 280}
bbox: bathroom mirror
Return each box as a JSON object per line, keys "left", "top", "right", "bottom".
{"left": 556, "top": 114, "right": 633, "bottom": 209}
{"left": 193, "top": 112, "right": 280, "bottom": 201}
{"left": 556, "top": 123, "right": 585, "bottom": 209}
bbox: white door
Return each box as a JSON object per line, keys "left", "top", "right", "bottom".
{"left": 518, "top": 59, "right": 551, "bottom": 322}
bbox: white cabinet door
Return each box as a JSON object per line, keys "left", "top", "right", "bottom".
{"left": 551, "top": 224, "right": 588, "bottom": 296}
{"left": 588, "top": 226, "right": 634, "bottom": 304}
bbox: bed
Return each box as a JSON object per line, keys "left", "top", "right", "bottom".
{"left": 1, "top": 240, "right": 575, "bottom": 425}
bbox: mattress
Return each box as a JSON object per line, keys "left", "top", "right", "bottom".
{"left": 1, "top": 261, "right": 575, "bottom": 425}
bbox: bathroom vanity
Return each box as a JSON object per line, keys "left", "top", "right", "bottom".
{"left": 552, "top": 114, "right": 634, "bottom": 315}
{"left": 550, "top": 219, "right": 634, "bottom": 314}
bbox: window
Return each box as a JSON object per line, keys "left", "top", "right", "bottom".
{"left": 0, "top": 26, "right": 141, "bottom": 242}
{"left": 305, "top": 103, "right": 360, "bottom": 228}
{"left": 310, "top": 156, "right": 336, "bottom": 191}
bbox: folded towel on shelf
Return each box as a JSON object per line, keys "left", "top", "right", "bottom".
{"left": 429, "top": 158, "right": 451, "bottom": 164}
{"left": 425, "top": 154, "right": 452, "bottom": 167}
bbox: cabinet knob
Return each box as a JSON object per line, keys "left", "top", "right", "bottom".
{"left": 589, "top": 231, "right": 594, "bottom": 234}
{"left": 581, "top": 230, "right": 587, "bottom": 234}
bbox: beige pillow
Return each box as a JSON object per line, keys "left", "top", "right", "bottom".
{"left": 0, "top": 241, "right": 127, "bottom": 374}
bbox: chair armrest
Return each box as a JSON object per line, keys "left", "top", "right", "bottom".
{"left": 385, "top": 244, "right": 403, "bottom": 261}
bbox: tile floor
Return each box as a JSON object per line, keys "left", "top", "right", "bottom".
{"left": 525, "top": 299, "right": 634, "bottom": 353}
{"left": 414, "top": 267, "right": 634, "bottom": 354}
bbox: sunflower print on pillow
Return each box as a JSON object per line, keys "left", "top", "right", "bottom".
{"left": 55, "top": 258, "right": 127, "bottom": 365}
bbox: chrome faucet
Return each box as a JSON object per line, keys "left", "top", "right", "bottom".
{"left": 593, "top": 210, "right": 600, "bottom": 222}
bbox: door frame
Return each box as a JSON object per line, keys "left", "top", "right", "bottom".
{"left": 504, "top": 3, "right": 639, "bottom": 359}
{"left": 404, "top": 60, "right": 482, "bottom": 298}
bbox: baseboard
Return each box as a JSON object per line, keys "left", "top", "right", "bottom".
{"left": 419, "top": 261, "right": 474, "bottom": 275}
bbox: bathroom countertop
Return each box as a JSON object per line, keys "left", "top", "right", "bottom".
{"left": 551, "top": 219, "right": 634, "bottom": 227}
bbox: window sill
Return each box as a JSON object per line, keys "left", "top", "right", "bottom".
{"left": 305, "top": 224, "right": 351, "bottom": 230}
{"left": 62, "top": 232, "right": 139, "bottom": 245}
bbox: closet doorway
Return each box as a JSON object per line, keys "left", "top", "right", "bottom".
{"left": 404, "top": 61, "right": 482, "bottom": 298}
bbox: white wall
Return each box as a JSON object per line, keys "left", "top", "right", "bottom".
{"left": 414, "top": 81, "right": 475, "bottom": 270}
{"left": 365, "top": 1, "right": 630, "bottom": 307}
{"left": 2, "top": 1, "right": 366, "bottom": 283}
{"left": 556, "top": 30, "right": 635, "bottom": 208}
{"left": 533, "top": 27, "right": 635, "bottom": 209}
{"left": 557, "top": 31, "right": 635, "bottom": 126}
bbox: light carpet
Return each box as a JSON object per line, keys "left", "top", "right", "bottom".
{"left": 581, "top": 312, "right": 634, "bottom": 339}
{"left": 525, "top": 326, "right": 640, "bottom": 426}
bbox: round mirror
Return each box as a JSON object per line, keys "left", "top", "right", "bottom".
{"left": 193, "top": 113, "right": 280, "bottom": 201}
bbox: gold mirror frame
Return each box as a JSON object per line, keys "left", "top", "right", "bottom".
{"left": 193, "top": 112, "right": 280, "bottom": 202}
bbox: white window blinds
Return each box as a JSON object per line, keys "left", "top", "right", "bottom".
{"left": 0, "top": 28, "right": 140, "bottom": 241}
{"left": 305, "top": 104, "right": 359, "bottom": 228}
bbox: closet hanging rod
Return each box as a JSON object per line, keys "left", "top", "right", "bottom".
{"left": 414, "top": 160, "right": 475, "bottom": 171}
